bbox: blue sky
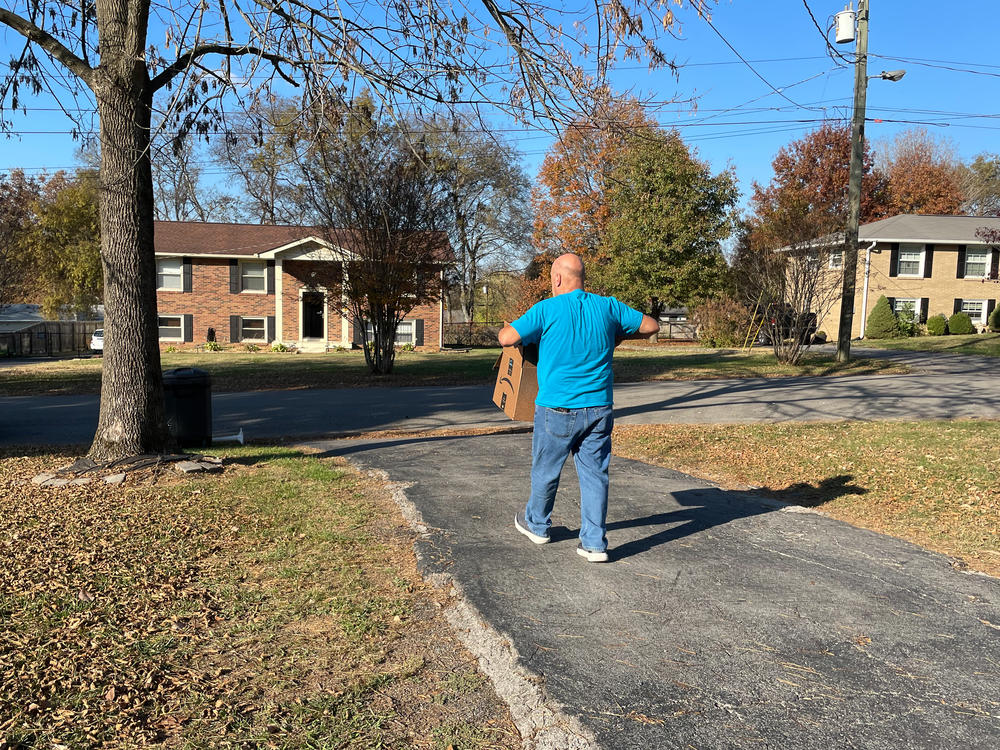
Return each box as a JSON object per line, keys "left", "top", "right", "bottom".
{"left": 2, "top": 1, "right": 998, "bottom": 211}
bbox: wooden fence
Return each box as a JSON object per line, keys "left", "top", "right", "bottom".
{"left": 0, "top": 321, "right": 101, "bottom": 358}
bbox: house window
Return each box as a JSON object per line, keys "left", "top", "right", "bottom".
{"left": 892, "top": 298, "right": 919, "bottom": 324}
{"left": 158, "top": 315, "right": 183, "bottom": 340}
{"left": 961, "top": 300, "right": 986, "bottom": 324}
{"left": 240, "top": 316, "right": 266, "bottom": 341}
{"left": 156, "top": 258, "right": 182, "bottom": 290}
{"left": 965, "top": 249, "right": 989, "bottom": 278}
{"left": 365, "top": 320, "right": 415, "bottom": 345}
{"left": 828, "top": 250, "right": 843, "bottom": 270}
{"left": 240, "top": 261, "right": 267, "bottom": 292}
{"left": 896, "top": 244, "right": 923, "bottom": 276}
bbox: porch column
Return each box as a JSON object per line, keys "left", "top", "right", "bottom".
{"left": 340, "top": 263, "right": 350, "bottom": 345}
{"left": 275, "top": 258, "right": 284, "bottom": 343}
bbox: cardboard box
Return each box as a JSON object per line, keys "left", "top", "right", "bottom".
{"left": 492, "top": 344, "right": 538, "bottom": 421}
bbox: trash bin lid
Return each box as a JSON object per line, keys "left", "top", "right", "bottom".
{"left": 163, "top": 367, "right": 210, "bottom": 383}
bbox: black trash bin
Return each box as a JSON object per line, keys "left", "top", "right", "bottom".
{"left": 163, "top": 367, "right": 212, "bottom": 447}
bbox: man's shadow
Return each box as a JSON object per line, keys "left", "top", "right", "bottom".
{"left": 546, "top": 474, "right": 866, "bottom": 562}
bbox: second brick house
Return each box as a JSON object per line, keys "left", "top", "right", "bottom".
{"left": 818, "top": 214, "right": 1000, "bottom": 337}
{"left": 153, "top": 221, "right": 448, "bottom": 350}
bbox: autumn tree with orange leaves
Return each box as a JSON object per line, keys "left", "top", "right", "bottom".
{"left": 532, "top": 100, "right": 656, "bottom": 261}
{"left": 879, "top": 128, "right": 964, "bottom": 216}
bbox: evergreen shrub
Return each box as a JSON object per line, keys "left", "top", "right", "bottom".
{"left": 948, "top": 312, "right": 975, "bottom": 335}
{"left": 864, "top": 296, "right": 901, "bottom": 339}
{"left": 925, "top": 314, "right": 948, "bottom": 336}
{"left": 989, "top": 304, "right": 1000, "bottom": 333}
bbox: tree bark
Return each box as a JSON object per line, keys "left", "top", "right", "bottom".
{"left": 88, "top": 0, "right": 168, "bottom": 460}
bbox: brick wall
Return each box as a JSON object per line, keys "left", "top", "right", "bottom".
{"left": 817, "top": 243, "right": 1000, "bottom": 337}
{"left": 156, "top": 258, "right": 276, "bottom": 344}
{"left": 156, "top": 257, "right": 444, "bottom": 348}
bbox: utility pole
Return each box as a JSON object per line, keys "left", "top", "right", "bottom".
{"left": 836, "top": 0, "right": 869, "bottom": 362}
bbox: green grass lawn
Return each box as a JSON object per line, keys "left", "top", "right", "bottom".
{"left": 0, "top": 445, "right": 519, "bottom": 748}
{"left": 0, "top": 345, "right": 908, "bottom": 396}
{"left": 613, "top": 419, "right": 1000, "bottom": 578}
{"left": 854, "top": 332, "right": 1000, "bottom": 357}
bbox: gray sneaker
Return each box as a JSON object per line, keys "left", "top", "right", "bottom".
{"left": 515, "top": 511, "right": 550, "bottom": 544}
{"left": 576, "top": 544, "right": 609, "bottom": 563}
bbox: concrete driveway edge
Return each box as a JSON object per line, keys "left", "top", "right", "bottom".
{"left": 364, "top": 463, "right": 601, "bottom": 750}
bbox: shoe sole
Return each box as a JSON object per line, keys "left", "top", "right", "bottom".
{"left": 577, "top": 547, "right": 609, "bottom": 563}
{"left": 514, "top": 515, "right": 550, "bottom": 545}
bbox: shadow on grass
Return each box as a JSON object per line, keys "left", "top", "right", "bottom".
{"left": 754, "top": 474, "right": 868, "bottom": 508}
{"left": 223, "top": 450, "right": 310, "bottom": 467}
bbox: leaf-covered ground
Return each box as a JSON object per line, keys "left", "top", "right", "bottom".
{"left": 0, "top": 446, "right": 519, "bottom": 749}
{"left": 613, "top": 420, "right": 1000, "bottom": 577}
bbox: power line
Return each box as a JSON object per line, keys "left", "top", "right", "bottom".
{"left": 699, "top": 13, "right": 820, "bottom": 113}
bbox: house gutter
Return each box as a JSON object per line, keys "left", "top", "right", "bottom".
{"left": 858, "top": 241, "right": 879, "bottom": 339}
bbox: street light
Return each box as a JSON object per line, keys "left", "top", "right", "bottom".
{"left": 876, "top": 69, "right": 906, "bottom": 82}
{"left": 834, "top": 1, "right": 905, "bottom": 362}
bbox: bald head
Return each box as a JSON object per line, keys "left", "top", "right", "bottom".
{"left": 550, "top": 253, "right": 585, "bottom": 295}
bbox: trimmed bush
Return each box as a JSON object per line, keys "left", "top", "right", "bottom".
{"left": 864, "top": 295, "right": 901, "bottom": 339}
{"left": 926, "top": 314, "right": 948, "bottom": 336}
{"left": 948, "top": 311, "right": 975, "bottom": 335}
{"left": 989, "top": 304, "right": 1000, "bottom": 333}
{"left": 692, "top": 296, "right": 748, "bottom": 348}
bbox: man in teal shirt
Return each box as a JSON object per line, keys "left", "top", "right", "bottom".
{"left": 498, "top": 253, "right": 659, "bottom": 562}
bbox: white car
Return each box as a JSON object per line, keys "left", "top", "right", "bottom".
{"left": 90, "top": 328, "right": 104, "bottom": 355}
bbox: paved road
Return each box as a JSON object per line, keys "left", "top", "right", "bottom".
{"left": 309, "top": 432, "right": 1000, "bottom": 749}
{"left": 3, "top": 348, "right": 1000, "bottom": 445}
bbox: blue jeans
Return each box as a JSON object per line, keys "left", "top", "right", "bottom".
{"left": 524, "top": 404, "right": 615, "bottom": 551}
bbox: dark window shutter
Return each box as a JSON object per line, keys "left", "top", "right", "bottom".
{"left": 923, "top": 245, "right": 934, "bottom": 278}
{"left": 182, "top": 314, "right": 193, "bottom": 342}
{"left": 954, "top": 299, "right": 962, "bottom": 315}
{"left": 230, "top": 315, "right": 240, "bottom": 342}
{"left": 888, "top": 243, "right": 899, "bottom": 278}
{"left": 887, "top": 297, "right": 896, "bottom": 312}
{"left": 266, "top": 260, "right": 275, "bottom": 295}
{"left": 956, "top": 245, "right": 966, "bottom": 279}
{"left": 266, "top": 315, "right": 276, "bottom": 342}
{"left": 229, "top": 260, "right": 240, "bottom": 293}
{"left": 414, "top": 318, "right": 424, "bottom": 346}
{"left": 919, "top": 298, "right": 929, "bottom": 323}
{"left": 986, "top": 299, "right": 997, "bottom": 320}
{"left": 182, "top": 258, "right": 192, "bottom": 292}
{"left": 991, "top": 248, "right": 1000, "bottom": 280}
{"left": 352, "top": 318, "right": 363, "bottom": 346}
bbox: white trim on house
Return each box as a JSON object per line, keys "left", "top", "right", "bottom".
{"left": 239, "top": 260, "right": 267, "bottom": 294}
{"left": 156, "top": 258, "right": 183, "bottom": 291}
{"left": 239, "top": 316, "right": 267, "bottom": 342}
{"left": 960, "top": 299, "right": 989, "bottom": 325}
{"left": 895, "top": 243, "right": 925, "bottom": 278}
{"left": 258, "top": 237, "right": 358, "bottom": 261}
{"left": 964, "top": 248, "right": 990, "bottom": 279}
{"left": 158, "top": 314, "right": 184, "bottom": 342}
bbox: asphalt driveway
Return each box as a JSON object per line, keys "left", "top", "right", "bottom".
{"left": 309, "top": 431, "right": 1000, "bottom": 749}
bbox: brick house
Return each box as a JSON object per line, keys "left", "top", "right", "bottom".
{"left": 818, "top": 214, "right": 1000, "bottom": 338}
{"left": 153, "top": 221, "right": 448, "bottom": 350}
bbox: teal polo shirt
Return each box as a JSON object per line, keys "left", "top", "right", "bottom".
{"left": 511, "top": 289, "right": 644, "bottom": 409}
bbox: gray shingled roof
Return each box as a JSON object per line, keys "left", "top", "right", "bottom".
{"left": 859, "top": 214, "right": 1000, "bottom": 244}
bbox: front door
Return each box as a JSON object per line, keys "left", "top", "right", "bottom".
{"left": 302, "top": 292, "right": 325, "bottom": 339}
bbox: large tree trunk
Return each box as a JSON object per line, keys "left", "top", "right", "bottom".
{"left": 88, "top": 0, "right": 168, "bottom": 460}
